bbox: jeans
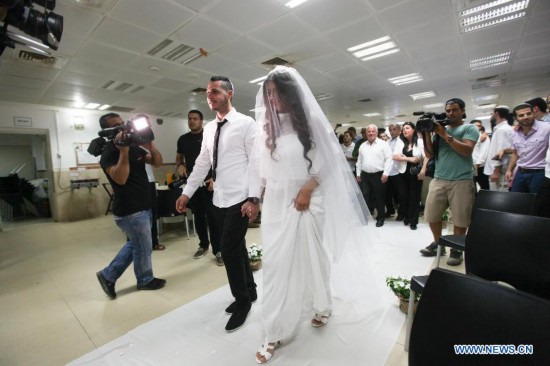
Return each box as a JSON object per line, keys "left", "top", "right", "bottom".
{"left": 101, "top": 209, "right": 154, "bottom": 286}
{"left": 511, "top": 170, "right": 545, "bottom": 194}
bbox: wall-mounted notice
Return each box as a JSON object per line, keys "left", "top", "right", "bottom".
{"left": 14, "top": 116, "right": 32, "bottom": 127}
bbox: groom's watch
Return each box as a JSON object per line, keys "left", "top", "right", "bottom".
{"left": 248, "top": 197, "right": 260, "bottom": 204}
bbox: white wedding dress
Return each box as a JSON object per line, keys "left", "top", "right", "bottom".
{"left": 260, "top": 114, "right": 332, "bottom": 342}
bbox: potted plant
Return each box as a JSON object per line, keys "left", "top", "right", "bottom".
{"left": 247, "top": 243, "right": 263, "bottom": 271}
{"left": 441, "top": 209, "right": 451, "bottom": 229}
{"left": 386, "top": 276, "right": 421, "bottom": 314}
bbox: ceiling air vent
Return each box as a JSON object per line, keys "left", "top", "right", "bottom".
{"left": 15, "top": 50, "right": 67, "bottom": 69}
{"left": 471, "top": 74, "right": 504, "bottom": 90}
{"left": 261, "top": 57, "right": 289, "bottom": 68}
{"left": 108, "top": 106, "right": 135, "bottom": 112}
{"left": 358, "top": 98, "right": 373, "bottom": 103}
{"left": 191, "top": 87, "right": 207, "bottom": 94}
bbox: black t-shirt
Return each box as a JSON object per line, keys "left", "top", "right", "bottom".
{"left": 176, "top": 130, "right": 212, "bottom": 179}
{"left": 100, "top": 142, "right": 151, "bottom": 216}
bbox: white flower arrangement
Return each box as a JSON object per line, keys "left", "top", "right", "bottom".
{"left": 247, "top": 243, "right": 263, "bottom": 262}
{"left": 386, "top": 275, "right": 421, "bottom": 301}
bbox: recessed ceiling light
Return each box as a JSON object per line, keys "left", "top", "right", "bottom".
{"left": 474, "top": 104, "right": 497, "bottom": 110}
{"left": 388, "top": 73, "right": 423, "bottom": 86}
{"left": 149, "top": 65, "right": 160, "bottom": 72}
{"left": 460, "top": 0, "right": 530, "bottom": 33}
{"left": 474, "top": 94, "right": 499, "bottom": 102}
{"left": 84, "top": 103, "right": 101, "bottom": 109}
{"left": 410, "top": 91, "right": 436, "bottom": 100}
{"left": 249, "top": 75, "right": 268, "bottom": 84}
{"left": 348, "top": 36, "right": 400, "bottom": 62}
{"left": 74, "top": 101, "right": 85, "bottom": 108}
{"left": 285, "top": 0, "right": 310, "bottom": 8}
{"left": 98, "top": 104, "right": 111, "bottom": 111}
{"left": 363, "top": 112, "right": 381, "bottom": 117}
{"left": 470, "top": 52, "right": 512, "bottom": 70}
{"left": 423, "top": 103, "right": 445, "bottom": 109}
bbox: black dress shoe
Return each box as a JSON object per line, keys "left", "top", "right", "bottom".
{"left": 96, "top": 271, "right": 116, "bottom": 299}
{"left": 376, "top": 219, "right": 384, "bottom": 227}
{"left": 225, "top": 303, "right": 251, "bottom": 332}
{"left": 410, "top": 224, "right": 417, "bottom": 230}
{"left": 225, "top": 290, "right": 258, "bottom": 314}
{"left": 404, "top": 218, "right": 410, "bottom": 225}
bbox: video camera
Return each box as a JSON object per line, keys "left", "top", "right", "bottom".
{"left": 413, "top": 111, "right": 450, "bottom": 133}
{"left": 87, "top": 115, "right": 155, "bottom": 157}
{"left": 0, "top": 0, "right": 63, "bottom": 55}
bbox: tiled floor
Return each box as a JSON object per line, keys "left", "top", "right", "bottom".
{"left": 0, "top": 215, "right": 463, "bottom": 365}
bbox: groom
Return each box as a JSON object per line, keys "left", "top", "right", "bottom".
{"left": 176, "top": 76, "right": 260, "bottom": 332}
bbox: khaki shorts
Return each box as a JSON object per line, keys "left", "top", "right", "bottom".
{"left": 424, "top": 178, "right": 475, "bottom": 228}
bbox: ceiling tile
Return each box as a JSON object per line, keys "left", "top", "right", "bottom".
{"left": 294, "top": 0, "right": 371, "bottom": 33}
{"left": 90, "top": 18, "right": 165, "bottom": 54}
{"left": 173, "top": 17, "right": 240, "bottom": 51}
{"left": 250, "top": 14, "right": 316, "bottom": 50}
{"left": 204, "top": 0, "right": 286, "bottom": 33}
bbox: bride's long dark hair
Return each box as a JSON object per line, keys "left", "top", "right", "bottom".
{"left": 263, "top": 71, "right": 314, "bottom": 172}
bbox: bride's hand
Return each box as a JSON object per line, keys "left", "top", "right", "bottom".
{"left": 294, "top": 189, "right": 312, "bottom": 211}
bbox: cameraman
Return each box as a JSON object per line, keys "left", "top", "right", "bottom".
{"left": 96, "top": 113, "right": 166, "bottom": 299}
{"left": 419, "top": 98, "right": 479, "bottom": 266}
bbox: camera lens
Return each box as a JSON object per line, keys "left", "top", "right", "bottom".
{"left": 4, "top": 4, "right": 63, "bottom": 50}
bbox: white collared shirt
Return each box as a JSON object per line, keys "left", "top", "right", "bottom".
{"left": 356, "top": 138, "right": 393, "bottom": 176}
{"left": 183, "top": 108, "right": 260, "bottom": 208}
{"left": 483, "top": 122, "right": 513, "bottom": 175}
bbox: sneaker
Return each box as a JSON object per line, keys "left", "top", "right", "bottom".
{"left": 419, "top": 242, "right": 446, "bottom": 257}
{"left": 137, "top": 278, "right": 166, "bottom": 291}
{"left": 447, "top": 250, "right": 463, "bottom": 266}
{"left": 96, "top": 271, "right": 116, "bottom": 299}
{"left": 215, "top": 252, "right": 224, "bottom": 266}
{"left": 194, "top": 247, "right": 208, "bottom": 259}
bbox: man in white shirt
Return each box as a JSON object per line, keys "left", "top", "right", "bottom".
{"left": 484, "top": 106, "right": 513, "bottom": 191}
{"left": 526, "top": 97, "right": 550, "bottom": 122}
{"left": 356, "top": 124, "right": 393, "bottom": 227}
{"left": 386, "top": 123, "right": 402, "bottom": 219}
{"left": 471, "top": 120, "right": 490, "bottom": 191}
{"left": 176, "top": 76, "right": 260, "bottom": 333}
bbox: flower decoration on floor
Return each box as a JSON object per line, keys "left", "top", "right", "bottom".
{"left": 247, "top": 243, "right": 263, "bottom": 262}
{"left": 385, "top": 275, "right": 421, "bottom": 301}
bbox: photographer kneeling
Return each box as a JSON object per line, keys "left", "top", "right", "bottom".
{"left": 96, "top": 113, "right": 166, "bottom": 299}
{"left": 419, "top": 99, "right": 479, "bottom": 266}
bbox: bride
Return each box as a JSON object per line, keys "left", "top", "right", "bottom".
{"left": 253, "top": 66, "right": 378, "bottom": 364}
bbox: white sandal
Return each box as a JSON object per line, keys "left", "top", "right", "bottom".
{"left": 255, "top": 340, "right": 282, "bottom": 364}
{"left": 311, "top": 313, "right": 330, "bottom": 328}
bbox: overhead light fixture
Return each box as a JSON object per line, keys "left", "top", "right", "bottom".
{"left": 74, "top": 101, "right": 85, "bottom": 108}
{"left": 182, "top": 48, "right": 208, "bottom": 65}
{"left": 410, "top": 91, "right": 436, "bottom": 100}
{"left": 470, "top": 52, "right": 512, "bottom": 70}
{"left": 249, "top": 75, "right": 268, "bottom": 85}
{"left": 363, "top": 112, "right": 381, "bottom": 117}
{"left": 84, "top": 103, "right": 101, "bottom": 109}
{"left": 474, "top": 94, "right": 499, "bottom": 102}
{"left": 474, "top": 103, "right": 497, "bottom": 110}
{"left": 285, "top": 0, "right": 310, "bottom": 8}
{"left": 388, "top": 73, "right": 423, "bottom": 86}
{"left": 460, "top": 0, "right": 530, "bottom": 33}
{"left": 348, "top": 36, "right": 400, "bottom": 62}
{"left": 423, "top": 103, "right": 444, "bottom": 109}
{"left": 98, "top": 104, "right": 111, "bottom": 111}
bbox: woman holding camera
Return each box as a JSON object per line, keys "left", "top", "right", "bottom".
{"left": 392, "top": 122, "right": 427, "bottom": 230}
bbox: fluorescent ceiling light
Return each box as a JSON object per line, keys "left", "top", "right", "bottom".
{"left": 363, "top": 113, "right": 381, "bottom": 117}
{"left": 249, "top": 75, "right": 268, "bottom": 84}
{"left": 423, "top": 103, "right": 444, "bottom": 109}
{"left": 98, "top": 104, "right": 111, "bottom": 111}
{"left": 470, "top": 52, "right": 512, "bottom": 70}
{"left": 474, "top": 94, "right": 499, "bottom": 102}
{"left": 84, "top": 103, "right": 101, "bottom": 109}
{"left": 410, "top": 91, "right": 436, "bottom": 100}
{"left": 315, "top": 93, "right": 333, "bottom": 101}
{"left": 475, "top": 104, "right": 497, "bottom": 110}
{"left": 460, "top": 0, "right": 529, "bottom": 33}
{"left": 285, "top": 0, "right": 309, "bottom": 8}
{"left": 74, "top": 101, "right": 85, "bottom": 108}
{"left": 388, "top": 73, "right": 423, "bottom": 86}
{"left": 348, "top": 36, "right": 399, "bottom": 62}
{"left": 362, "top": 48, "right": 400, "bottom": 61}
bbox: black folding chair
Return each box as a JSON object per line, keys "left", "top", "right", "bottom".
{"left": 409, "top": 268, "right": 550, "bottom": 366}
{"left": 157, "top": 187, "right": 194, "bottom": 239}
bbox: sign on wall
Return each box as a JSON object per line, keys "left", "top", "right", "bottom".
{"left": 14, "top": 116, "right": 32, "bottom": 127}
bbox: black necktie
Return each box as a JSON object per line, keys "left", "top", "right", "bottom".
{"left": 212, "top": 119, "right": 227, "bottom": 181}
